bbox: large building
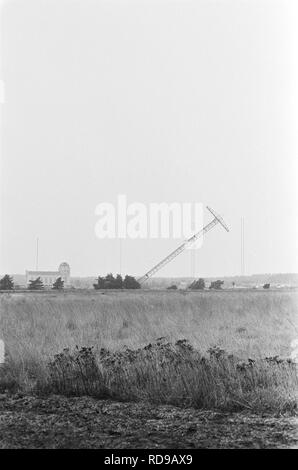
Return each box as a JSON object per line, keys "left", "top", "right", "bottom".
{"left": 26, "top": 262, "right": 71, "bottom": 287}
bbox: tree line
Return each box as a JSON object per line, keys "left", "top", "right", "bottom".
{"left": 0, "top": 274, "right": 271, "bottom": 291}
{"left": 0, "top": 273, "right": 141, "bottom": 290}
{"left": 0, "top": 274, "right": 65, "bottom": 290}
{"left": 93, "top": 274, "right": 140, "bottom": 289}
{"left": 168, "top": 278, "right": 271, "bottom": 290}
{"left": 167, "top": 278, "right": 225, "bottom": 290}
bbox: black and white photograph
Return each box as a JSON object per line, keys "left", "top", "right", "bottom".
{"left": 0, "top": 0, "right": 297, "bottom": 453}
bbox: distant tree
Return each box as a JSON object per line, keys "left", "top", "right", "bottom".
{"left": 167, "top": 284, "right": 177, "bottom": 290}
{"left": 0, "top": 274, "right": 14, "bottom": 290}
{"left": 104, "top": 273, "right": 116, "bottom": 289}
{"left": 232, "top": 281, "right": 236, "bottom": 288}
{"left": 94, "top": 274, "right": 140, "bottom": 289}
{"left": 28, "top": 277, "right": 44, "bottom": 290}
{"left": 114, "top": 274, "right": 123, "bottom": 289}
{"left": 52, "top": 277, "right": 64, "bottom": 290}
{"left": 263, "top": 283, "right": 270, "bottom": 289}
{"left": 123, "top": 275, "right": 141, "bottom": 289}
{"left": 189, "top": 278, "right": 205, "bottom": 290}
{"left": 93, "top": 276, "right": 105, "bottom": 289}
{"left": 209, "top": 280, "right": 224, "bottom": 290}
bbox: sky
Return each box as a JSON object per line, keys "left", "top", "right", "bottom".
{"left": 1, "top": 0, "right": 298, "bottom": 278}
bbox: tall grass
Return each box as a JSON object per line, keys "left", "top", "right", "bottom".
{"left": 0, "top": 290, "right": 297, "bottom": 412}
{"left": 9, "top": 340, "right": 297, "bottom": 414}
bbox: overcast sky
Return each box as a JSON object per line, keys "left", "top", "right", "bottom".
{"left": 1, "top": 0, "right": 298, "bottom": 278}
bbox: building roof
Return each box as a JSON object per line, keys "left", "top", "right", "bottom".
{"left": 26, "top": 271, "right": 59, "bottom": 275}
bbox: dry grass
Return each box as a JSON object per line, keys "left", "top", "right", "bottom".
{"left": 0, "top": 289, "right": 297, "bottom": 412}
{"left": 40, "top": 340, "right": 297, "bottom": 414}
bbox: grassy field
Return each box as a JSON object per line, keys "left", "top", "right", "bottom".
{"left": 0, "top": 289, "right": 297, "bottom": 413}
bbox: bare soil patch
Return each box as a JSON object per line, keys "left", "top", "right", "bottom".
{"left": 0, "top": 394, "right": 297, "bottom": 449}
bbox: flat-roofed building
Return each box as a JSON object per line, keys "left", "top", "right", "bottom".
{"left": 26, "top": 262, "right": 70, "bottom": 287}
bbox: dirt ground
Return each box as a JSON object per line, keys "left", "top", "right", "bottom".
{"left": 0, "top": 393, "right": 297, "bottom": 449}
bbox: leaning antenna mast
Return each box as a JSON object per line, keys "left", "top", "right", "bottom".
{"left": 138, "top": 206, "right": 229, "bottom": 284}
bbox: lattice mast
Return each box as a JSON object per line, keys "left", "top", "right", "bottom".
{"left": 137, "top": 206, "right": 229, "bottom": 284}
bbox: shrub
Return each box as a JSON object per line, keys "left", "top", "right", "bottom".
{"left": 93, "top": 274, "right": 140, "bottom": 289}
{"left": 44, "top": 341, "right": 298, "bottom": 413}
{"left": 0, "top": 275, "right": 14, "bottom": 290}
{"left": 52, "top": 277, "right": 64, "bottom": 290}
{"left": 93, "top": 276, "right": 105, "bottom": 289}
{"left": 123, "top": 275, "right": 140, "bottom": 289}
{"left": 189, "top": 278, "right": 205, "bottom": 290}
{"left": 209, "top": 280, "right": 224, "bottom": 290}
{"left": 28, "top": 277, "right": 44, "bottom": 290}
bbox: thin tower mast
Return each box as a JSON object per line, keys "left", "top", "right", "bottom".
{"left": 138, "top": 206, "right": 229, "bottom": 284}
